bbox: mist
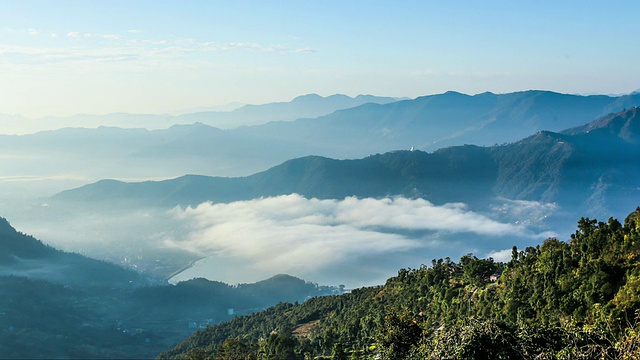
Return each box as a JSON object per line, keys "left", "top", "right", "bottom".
{"left": 6, "top": 193, "right": 558, "bottom": 287}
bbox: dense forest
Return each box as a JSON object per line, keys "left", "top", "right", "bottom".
{"left": 160, "top": 208, "right": 640, "bottom": 359}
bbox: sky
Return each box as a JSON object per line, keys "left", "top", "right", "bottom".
{"left": 1, "top": 0, "right": 640, "bottom": 118}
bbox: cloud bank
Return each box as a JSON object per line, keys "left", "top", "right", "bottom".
{"left": 167, "top": 194, "right": 551, "bottom": 286}
{"left": 7, "top": 192, "right": 559, "bottom": 288}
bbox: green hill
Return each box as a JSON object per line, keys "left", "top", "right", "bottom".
{"left": 0, "top": 217, "right": 149, "bottom": 287}
{"left": 159, "top": 208, "right": 640, "bottom": 359}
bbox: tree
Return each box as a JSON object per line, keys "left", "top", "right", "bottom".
{"left": 331, "top": 342, "right": 347, "bottom": 360}
{"left": 216, "top": 338, "right": 255, "bottom": 360}
{"left": 374, "top": 309, "right": 422, "bottom": 360}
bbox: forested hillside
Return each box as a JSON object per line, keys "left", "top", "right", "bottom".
{"left": 160, "top": 208, "right": 640, "bottom": 359}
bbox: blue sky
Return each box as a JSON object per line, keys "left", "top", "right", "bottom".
{"left": 1, "top": 0, "right": 639, "bottom": 117}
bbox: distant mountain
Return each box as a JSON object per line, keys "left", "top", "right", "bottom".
{"left": 53, "top": 107, "right": 640, "bottom": 220}
{"left": 5, "top": 90, "right": 640, "bottom": 184}
{"left": 52, "top": 146, "right": 497, "bottom": 207}
{"left": 176, "top": 93, "right": 400, "bottom": 128}
{"left": 0, "top": 94, "right": 398, "bottom": 135}
{"left": 561, "top": 106, "right": 640, "bottom": 142}
{"left": 227, "top": 90, "right": 640, "bottom": 157}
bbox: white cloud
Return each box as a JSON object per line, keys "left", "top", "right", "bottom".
{"left": 66, "top": 31, "right": 120, "bottom": 40}
{"left": 486, "top": 248, "right": 513, "bottom": 263}
{"left": 166, "top": 194, "right": 550, "bottom": 285}
{"left": 332, "top": 197, "right": 525, "bottom": 236}
{"left": 9, "top": 193, "right": 560, "bottom": 287}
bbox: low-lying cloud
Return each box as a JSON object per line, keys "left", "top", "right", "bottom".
{"left": 8, "top": 193, "right": 560, "bottom": 288}
{"left": 166, "top": 194, "right": 552, "bottom": 286}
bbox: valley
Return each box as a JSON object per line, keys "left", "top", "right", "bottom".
{"left": 2, "top": 94, "right": 640, "bottom": 358}
{"left": 3, "top": 2, "right": 640, "bottom": 358}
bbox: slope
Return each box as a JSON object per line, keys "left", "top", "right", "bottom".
{"left": 159, "top": 208, "right": 640, "bottom": 359}
{"left": 0, "top": 217, "right": 148, "bottom": 288}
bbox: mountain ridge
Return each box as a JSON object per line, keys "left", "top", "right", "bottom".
{"left": 4, "top": 90, "right": 640, "bottom": 181}
{"left": 52, "top": 108, "right": 640, "bottom": 222}
{"left": 0, "top": 216, "right": 151, "bottom": 288}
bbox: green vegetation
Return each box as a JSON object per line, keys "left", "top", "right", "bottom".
{"left": 0, "top": 273, "right": 335, "bottom": 359}
{"left": 0, "top": 217, "right": 339, "bottom": 358}
{"left": 159, "top": 208, "right": 640, "bottom": 359}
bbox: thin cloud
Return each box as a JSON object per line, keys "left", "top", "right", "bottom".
{"left": 412, "top": 69, "right": 435, "bottom": 76}
{"left": 489, "top": 198, "right": 558, "bottom": 227}
{"left": 66, "top": 31, "right": 120, "bottom": 40}
{"left": 1, "top": 34, "right": 313, "bottom": 68}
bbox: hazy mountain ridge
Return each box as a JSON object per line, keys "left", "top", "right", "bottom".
{"left": 0, "top": 93, "right": 398, "bottom": 134}
{"left": 3, "top": 90, "right": 640, "bottom": 185}
{"left": 561, "top": 106, "right": 640, "bottom": 141}
{"left": 52, "top": 148, "right": 497, "bottom": 207}
{"left": 175, "top": 93, "right": 399, "bottom": 128}
{"left": 235, "top": 90, "right": 640, "bottom": 156}
{"left": 53, "top": 107, "right": 640, "bottom": 221}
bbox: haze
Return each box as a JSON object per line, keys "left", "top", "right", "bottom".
{"left": 1, "top": 0, "right": 639, "bottom": 119}
{"left": 1, "top": 0, "right": 640, "bottom": 288}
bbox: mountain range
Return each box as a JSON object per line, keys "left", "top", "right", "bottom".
{"left": 174, "top": 93, "right": 400, "bottom": 128}
{"left": 0, "top": 93, "right": 398, "bottom": 134}
{"left": 2, "top": 90, "right": 640, "bottom": 185}
{"left": 53, "top": 107, "right": 640, "bottom": 222}
{"left": 4, "top": 90, "right": 640, "bottom": 358}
